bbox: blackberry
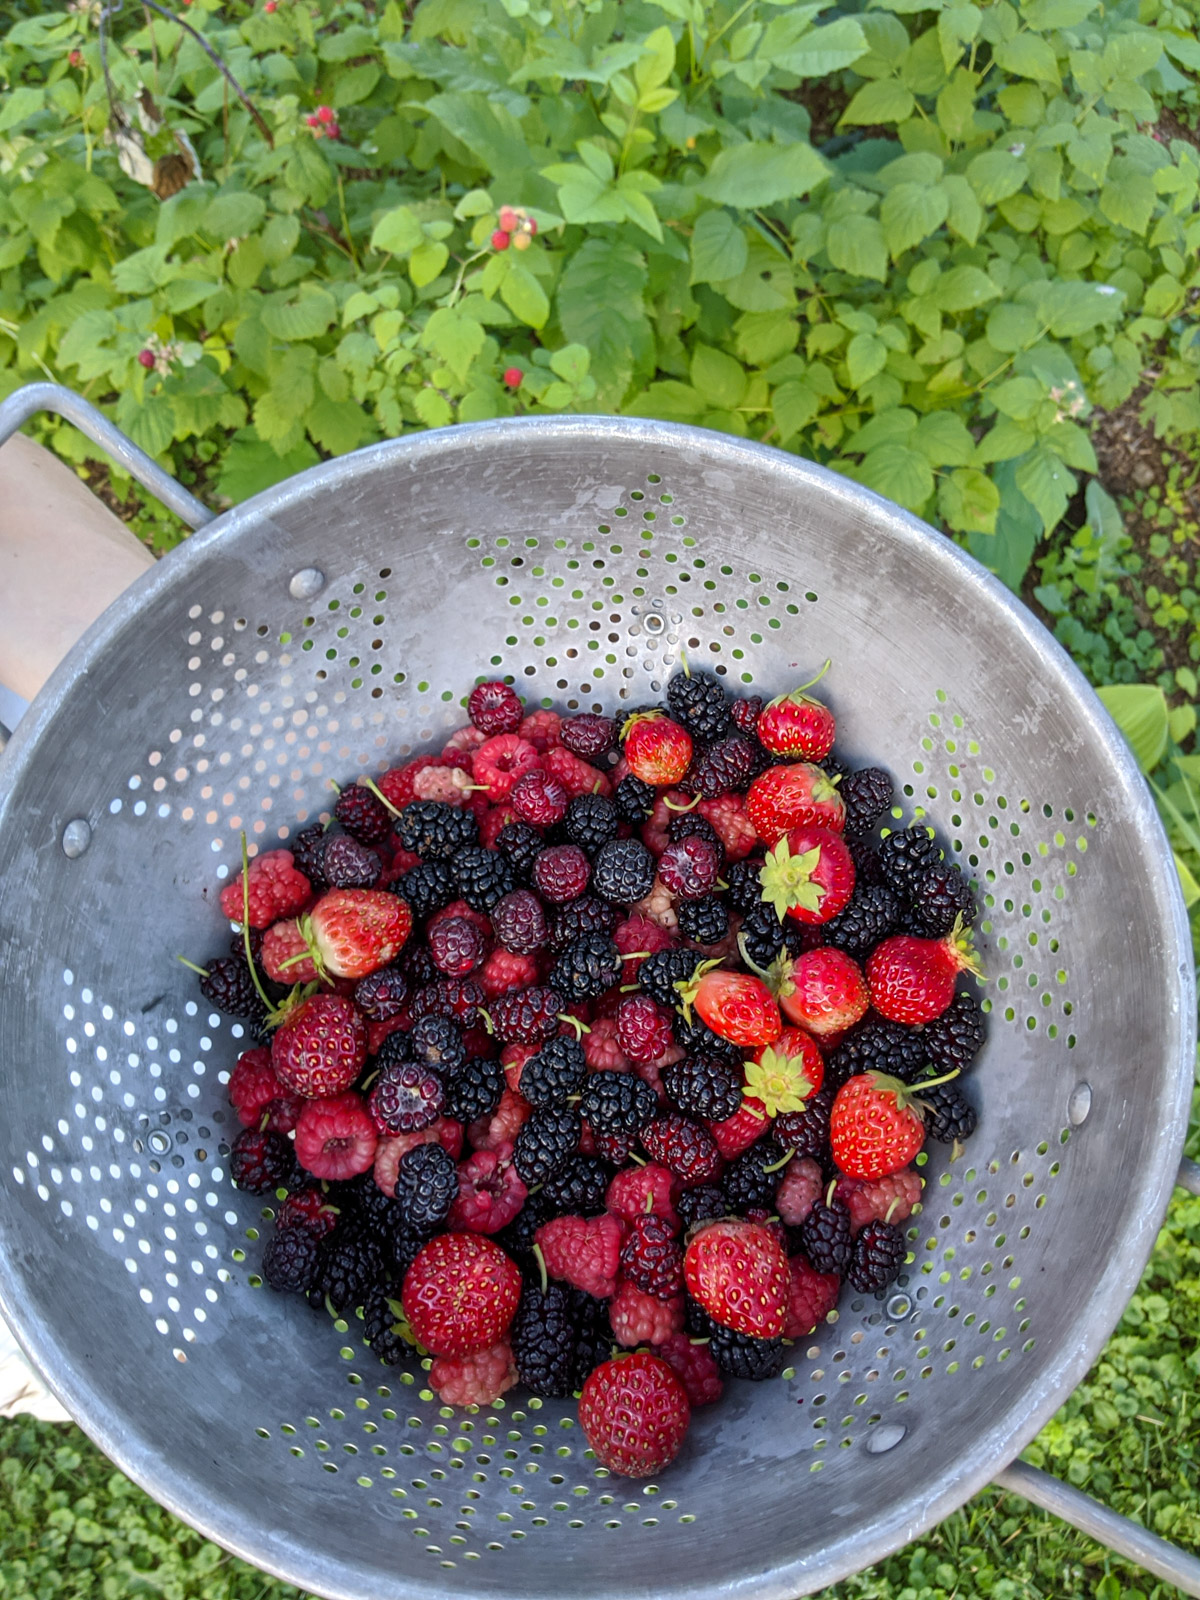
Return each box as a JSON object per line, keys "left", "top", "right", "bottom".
{"left": 338, "top": 1172, "right": 405, "bottom": 1240}
{"left": 491, "top": 889, "right": 548, "bottom": 954}
{"left": 638, "top": 947, "right": 700, "bottom": 1009}
{"left": 615, "top": 774, "right": 657, "bottom": 824}
{"left": 495, "top": 1190, "right": 556, "bottom": 1260}
{"left": 394, "top": 860, "right": 458, "bottom": 919}
{"left": 731, "top": 694, "right": 763, "bottom": 736}
{"left": 910, "top": 862, "right": 976, "bottom": 937}
{"left": 579, "top": 1070, "right": 658, "bottom": 1137}
{"left": 369, "top": 1062, "right": 444, "bottom": 1134}
{"left": 387, "top": 1228, "right": 426, "bottom": 1284}
{"left": 198, "top": 955, "right": 266, "bottom": 1021}
{"left": 489, "top": 986, "right": 564, "bottom": 1045}
{"left": 308, "top": 1225, "right": 384, "bottom": 1314}
{"left": 724, "top": 859, "right": 765, "bottom": 915}
{"left": 800, "top": 1195, "right": 853, "bottom": 1275}
{"left": 920, "top": 989, "right": 985, "bottom": 1073}
{"left": 572, "top": 1291, "right": 616, "bottom": 1390}
{"left": 708, "top": 1326, "right": 788, "bottom": 1381}
{"left": 822, "top": 884, "right": 901, "bottom": 961}
{"left": 395, "top": 801, "right": 479, "bottom": 861}
{"left": 362, "top": 1281, "right": 413, "bottom": 1365}
{"left": 820, "top": 750, "right": 852, "bottom": 781}
{"left": 675, "top": 1185, "right": 728, "bottom": 1231}
{"left": 510, "top": 1283, "right": 579, "bottom": 1396}
{"left": 541, "top": 1155, "right": 611, "bottom": 1217}
{"left": 667, "top": 668, "right": 732, "bottom": 741}
{"left": 672, "top": 1010, "right": 742, "bottom": 1063}
{"left": 917, "top": 1078, "right": 977, "bottom": 1143}
{"left": 548, "top": 895, "right": 619, "bottom": 952}
{"left": 549, "top": 933, "right": 622, "bottom": 1002}
{"left": 262, "top": 1226, "right": 319, "bottom": 1293}
{"left": 323, "top": 834, "right": 382, "bottom": 889}
{"left": 355, "top": 965, "right": 409, "bottom": 1022}
{"left": 839, "top": 767, "right": 894, "bottom": 833}
{"left": 642, "top": 1114, "right": 722, "bottom": 1183}
{"left": 665, "top": 813, "right": 723, "bottom": 852}
{"left": 722, "top": 1142, "right": 787, "bottom": 1211}
{"left": 230, "top": 1129, "right": 293, "bottom": 1194}
{"left": 441, "top": 1056, "right": 504, "bottom": 1124}
{"left": 676, "top": 895, "right": 729, "bottom": 945}
{"left": 825, "top": 1017, "right": 927, "bottom": 1090}
{"left": 334, "top": 783, "right": 393, "bottom": 846}
{"left": 591, "top": 838, "right": 656, "bottom": 906}
{"left": 373, "top": 1029, "right": 414, "bottom": 1070}
{"left": 738, "top": 900, "right": 805, "bottom": 969}
{"left": 774, "top": 1086, "right": 835, "bottom": 1164}
{"left": 393, "top": 1143, "right": 459, "bottom": 1234}
{"left": 877, "top": 826, "right": 942, "bottom": 893}
{"left": 684, "top": 734, "right": 762, "bottom": 798}
{"left": 514, "top": 1105, "right": 582, "bottom": 1185}
{"left": 399, "top": 941, "right": 437, "bottom": 990}
{"left": 845, "top": 1220, "right": 906, "bottom": 1294}
{"left": 662, "top": 1054, "right": 742, "bottom": 1122}
{"left": 290, "top": 822, "right": 330, "bottom": 888}
{"left": 453, "top": 845, "right": 517, "bottom": 912}
{"left": 564, "top": 794, "right": 620, "bottom": 854}
{"left": 844, "top": 833, "right": 888, "bottom": 888}
{"left": 410, "top": 1014, "right": 466, "bottom": 1074}
{"left": 494, "top": 821, "right": 545, "bottom": 880}
{"left": 520, "top": 1036, "right": 588, "bottom": 1107}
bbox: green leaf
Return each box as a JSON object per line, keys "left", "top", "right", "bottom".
{"left": 881, "top": 182, "right": 950, "bottom": 257}
{"left": 939, "top": 466, "right": 1001, "bottom": 532}
{"left": 624, "top": 380, "right": 705, "bottom": 420}
{"left": 943, "top": 175, "right": 983, "bottom": 244}
{"left": 636, "top": 24, "right": 677, "bottom": 91}
{"left": 424, "top": 93, "right": 533, "bottom": 179}
{"left": 1096, "top": 684, "right": 1169, "bottom": 773}
{"left": 204, "top": 191, "right": 267, "bottom": 240}
{"left": 774, "top": 17, "right": 869, "bottom": 76}
{"left": 969, "top": 459, "right": 1040, "bottom": 587}
{"left": 421, "top": 307, "right": 486, "bottom": 381}
{"left": 1040, "top": 280, "right": 1125, "bottom": 335}
{"left": 1015, "top": 445, "right": 1074, "bottom": 534}
{"left": 967, "top": 148, "right": 1030, "bottom": 204}
{"left": 913, "top": 410, "right": 975, "bottom": 464}
{"left": 938, "top": 264, "right": 1000, "bottom": 311}
{"left": 371, "top": 205, "right": 424, "bottom": 256}
{"left": 699, "top": 141, "right": 829, "bottom": 207}
{"left": 846, "top": 332, "right": 888, "bottom": 387}
{"left": 848, "top": 409, "right": 917, "bottom": 453}
{"left": 691, "top": 345, "right": 747, "bottom": 409}
{"left": 261, "top": 288, "right": 337, "bottom": 341}
{"left": 306, "top": 392, "right": 374, "bottom": 454}
{"left": 217, "top": 433, "right": 319, "bottom": 504}
{"left": 414, "top": 387, "right": 454, "bottom": 428}
{"left": 690, "top": 209, "right": 748, "bottom": 285}
{"left": 1024, "top": 0, "right": 1096, "bottom": 26}
{"left": 1098, "top": 175, "right": 1155, "bottom": 235}
{"left": 410, "top": 240, "right": 450, "bottom": 288}
{"left": 986, "top": 303, "right": 1041, "bottom": 352}
{"left": 827, "top": 215, "right": 888, "bottom": 282}
{"left": 1172, "top": 851, "right": 1200, "bottom": 908}
{"left": 550, "top": 344, "right": 590, "bottom": 384}
{"left": 262, "top": 214, "right": 300, "bottom": 266}
{"left": 1084, "top": 478, "right": 1123, "bottom": 542}
{"left": 993, "top": 33, "right": 1060, "bottom": 83}
{"left": 858, "top": 443, "right": 935, "bottom": 511}
{"left": 0, "top": 86, "right": 44, "bottom": 133}
{"left": 840, "top": 79, "right": 915, "bottom": 125}
{"left": 501, "top": 261, "right": 550, "bottom": 328}
{"left": 772, "top": 379, "right": 821, "bottom": 440}
{"left": 975, "top": 416, "right": 1038, "bottom": 461}
{"left": 558, "top": 236, "right": 652, "bottom": 407}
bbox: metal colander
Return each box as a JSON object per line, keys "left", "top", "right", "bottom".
{"left": 1, "top": 390, "right": 1198, "bottom": 1600}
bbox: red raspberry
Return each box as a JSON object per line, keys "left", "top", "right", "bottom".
{"left": 228, "top": 1047, "right": 280, "bottom": 1126}
{"left": 387, "top": 847, "right": 422, "bottom": 876}
{"left": 533, "top": 844, "right": 591, "bottom": 904}
{"left": 579, "top": 1353, "right": 690, "bottom": 1478}
{"left": 536, "top": 1213, "right": 622, "bottom": 1298}
{"left": 784, "top": 1255, "right": 841, "bottom": 1338}
{"left": 446, "top": 1141, "right": 528, "bottom": 1232}
{"left": 620, "top": 1213, "right": 684, "bottom": 1297}
{"left": 583, "top": 1015, "right": 631, "bottom": 1072}
{"left": 367, "top": 1014, "right": 410, "bottom": 1056}
{"left": 641, "top": 791, "right": 690, "bottom": 856}
{"left": 497, "top": 205, "right": 519, "bottom": 231}
{"left": 653, "top": 1331, "right": 724, "bottom": 1407}
{"left": 511, "top": 768, "right": 569, "bottom": 826}
{"left": 219, "top": 849, "right": 311, "bottom": 928}
{"left": 479, "top": 946, "right": 540, "bottom": 997}
{"left": 468, "top": 1085, "right": 531, "bottom": 1150}
{"left": 368, "top": 1062, "right": 444, "bottom": 1135}
{"left": 468, "top": 681, "right": 523, "bottom": 735}
{"left": 657, "top": 836, "right": 722, "bottom": 899}
{"left": 294, "top": 1091, "right": 377, "bottom": 1181}
{"left": 477, "top": 804, "right": 518, "bottom": 850}
{"left": 612, "top": 912, "right": 676, "bottom": 980}
{"left": 503, "top": 366, "right": 523, "bottom": 389}
{"left": 606, "top": 1163, "right": 679, "bottom": 1230}
{"left": 403, "top": 1233, "right": 522, "bottom": 1357}
{"left": 614, "top": 995, "right": 674, "bottom": 1063}
{"left": 836, "top": 1166, "right": 923, "bottom": 1235}
{"left": 609, "top": 1281, "right": 684, "bottom": 1346}
{"left": 473, "top": 734, "right": 540, "bottom": 801}
{"left": 518, "top": 708, "right": 563, "bottom": 752}
{"left": 275, "top": 1186, "right": 339, "bottom": 1238}
{"left": 775, "top": 1156, "right": 825, "bottom": 1226}
{"left": 378, "top": 756, "right": 439, "bottom": 810}
{"left": 137, "top": 347, "right": 156, "bottom": 370}
{"left": 428, "top": 915, "right": 487, "bottom": 976}
{"left": 491, "top": 228, "right": 511, "bottom": 251}
{"left": 635, "top": 1054, "right": 670, "bottom": 1105}
{"left": 543, "top": 744, "right": 614, "bottom": 799}
{"left": 489, "top": 985, "right": 563, "bottom": 1045}
{"left": 430, "top": 1339, "right": 518, "bottom": 1406}
{"left": 561, "top": 714, "right": 616, "bottom": 759}
{"left": 707, "top": 1096, "right": 770, "bottom": 1159}
{"left": 698, "top": 794, "right": 758, "bottom": 861}
{"left": 641, "top": 1114, "right": 723, "bottom": 1184}
{"left": 373, "top": 1119, "right": 464, "bottom": 1194}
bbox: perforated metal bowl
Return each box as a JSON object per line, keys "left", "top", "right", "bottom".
{"left": 0, "top": 397, "right": 1196, "bottom": 1600}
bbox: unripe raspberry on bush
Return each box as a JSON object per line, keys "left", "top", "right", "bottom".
{"left": 497, "top": 205, "right": 519, "bottom": 232}
{"left": 512, "top": 231, "right": 532, "bottom": 251}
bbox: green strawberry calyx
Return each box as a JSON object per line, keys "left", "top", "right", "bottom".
{"left": 743, "top": 1045, "right": 814, "bottom": 1117}
{"left": 735, "top": 936, "right": 796, "bottom": 1002}
{"left": 759, "top": 836, "right": 826, "bottom": 922}
{"left": 620, "top": 708, "right": 666, "bottom": 741}
{"left": 264, "top": 979, "right": 320, "bottom": 1032}
{"left": 944, "top": 914, "right": 984, "bottom": 980}
{"left": 277, "top": 911, "right": 332, "bottom": 985}
{"left": 766, "top": 658, "right": 832, "bottom": 710}
{"left": 673, "top": 958, "right": 724, "bottom": 1024}
{"left": 866, "top": 1068, "right": 961, "bottom": 1118}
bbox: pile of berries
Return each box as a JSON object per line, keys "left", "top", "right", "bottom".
{"left": 201, "top": 665, "right": 985, "bottom": 1479}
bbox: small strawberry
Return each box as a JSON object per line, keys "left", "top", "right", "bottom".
{"left": 683, "top": 1218, "right": 789, "bottom": 1338}
{"left": 755, "top": 664, "right": 836, "bottom": 761}
{"left": 758, "top": 825, "right": 855, "bottom": 926}
{"left": 578, "top": 1353, "right": 691, "bottom": 1478}
{"left": 304, "top": 888, "right": 412, "bottom": 980}
{"left": 675, "top": 960, "right": 782, "bottom": 1049}
{"left": 293, "top": 1091, "right": 377, "bottom": 1181}
{"left": 272, "top": 993, "right": 367, "bottom": 1098}
{"left": 742, "top": 1026, "right": 824, "bottom": 1117}
{"left": 830, "top": 1070, "right": 958, "bottom": 1180}
{"left": 402, "top": 1232, "right": 522, "bottom": 1357}
{"left": 746, "top": 763, "right": 845, "bottom": 847}
{"left": 536, "top": 1213, "right": 623, "bottom": 1298}
{"left": 776, "top": 947, "right": 870, "bottom": 1038}
{"left": 623, "top": 712, "right": 694, "bottom": 786}
{"left": 866, "top": 916, "right": 981, "bottom": 1023}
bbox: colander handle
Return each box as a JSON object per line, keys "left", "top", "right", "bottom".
{"left": 991, "top": 1156, "right": 1200, "bottom": 1597}
{"left": 0, "top": 382, "right": 214, "bottom": 531}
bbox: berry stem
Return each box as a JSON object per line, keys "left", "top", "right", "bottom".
{"left": 663, "top": 793, "right": 702, "bottom": 813}
{"left": 532, "top": 1243, "right": 548, "bottom": 1296}
{"left": 239, "top": 832, "right": 275, "bottom": 1013}
{"left": 175, "top": 955, "right": 209, "bottom": 977}
{"left": 762, "top": 1146, "right": 797, "bottom": 1175}
{"left": 885, "top": 1197, "right": 901, "bottom": 1223}
{"left": 359, "top": 774, "right": 404, "bottom": 820}
{"left": 557, "top": 1013, "right": 591, "bottom": 1039}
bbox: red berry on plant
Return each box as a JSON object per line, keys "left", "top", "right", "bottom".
{"left": 503, "top": 366, "right": 523, "bottom": 389}
{"left": 491, "top": 228, "right": 511, "bottom": 250}
{"left": 511, "top": 231, "right": 532, "bottom": 251}
{"left": 69, "top": 48, "right": 83, "bottom": 63}
{"left": 497, "top": 205, "right": 519, "bottom": 232}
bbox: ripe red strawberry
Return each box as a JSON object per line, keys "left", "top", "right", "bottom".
{"left": 707, "top": 1096, "right": 770, "bottom": 1159}
{"left": 756, "top": 668, "right": 836, "bottom": 761}
{"left": 623, "top": 712, "right": 693, "bottom": 786}
{"left": 746, "top": 763, "right": 845, "bottom": 847}
{"left": 536, "top": 1213, "right": 623, "bottom": 1298}
{"left": 758, "top": 825, "right": 855, "bottom": 925}
{"left": 677, "top": 961, "right": 781, "bottom": 1049}
{"left": 402, "top": 1232, "right": 522, "bottom": 1357}
{"left": 776, "top": 948, "right": 869, "bottom": 1037}
{"left": 866, "top": 918, "right": 980, "bottom": 1023}
{"left": 430, "top": 1339, "right": 518, "bottom": 1406}
{"left": 272, "top": 992, "right": 367, "bottom": 1098}
{"left": 260, "top": 918, "right": 320, "bottom": 983}
{"left": 830, "top": 1071, "right": 935, "bottom": 1180}
{"left": 743, "top": 1026, "right": 824, "bottom": 1117}
{"left": 294, "top": 1091, "right": 377, "bottom": 1181}
{"left": 683, "top": 1217, "right": 789, "bottom": 1338}
{"left": 579, "top": 1353, "right": 690, "bottom": 1478}
{"left": 784, "top": 1255, "right": 841, "bottom": 1339}
{"left": 306, "top": 888, "right": 412, "bottom": 980}
{"left": 219, "top": 849, "right": 311, "bottom": 928}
